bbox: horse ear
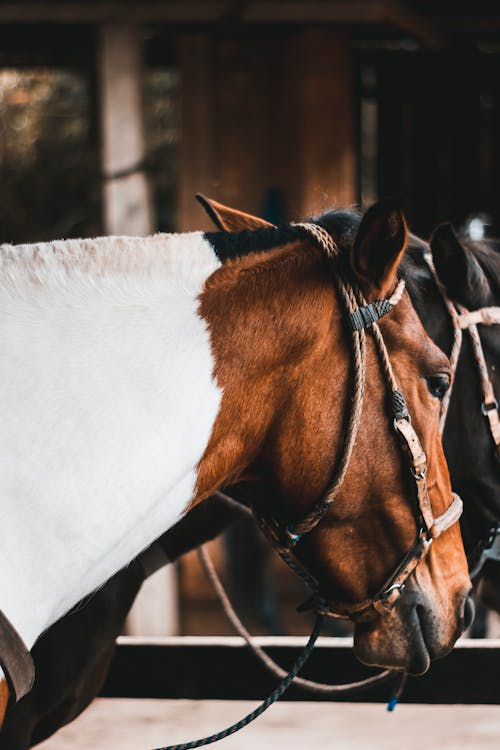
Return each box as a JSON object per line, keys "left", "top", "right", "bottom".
{"left": 351, "top": 201, "right": 408, "bottom": 299}
{"left": 429, "top": 223, "right": 470, "bottom": 301}
{"left": 195, "top": 194, "right": 274, "bottom": 232}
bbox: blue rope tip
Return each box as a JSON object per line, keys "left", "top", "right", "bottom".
{"left": 286, "top": 525, "right": 301, "bottom": 544}
{"left": 387, "top": 697, "right": 399, "bottom": 712}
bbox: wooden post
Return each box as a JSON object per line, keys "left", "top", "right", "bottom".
{"left": 177, "top": 33, "right": 216, "bottom": 231}
{"left": 178, "top": 29, "right": 356, "bottom": 231}
{"left": 124, "top": 565, "right": 180, "bottom": 637}
{"left": 292, "top": 29, "right": 357, "bottom": 217}
{"left": 98, "top": 24, "right": 154, "bottom": 235}
{"left": 98, "top": 26, "right": 178, "bottom": 635}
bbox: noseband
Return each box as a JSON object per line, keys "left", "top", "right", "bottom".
{"left": 423, "top": 252, "right": 500, "bottom": 579}
{"left": 255, "top": 224, "right": 462, "bottom": 623}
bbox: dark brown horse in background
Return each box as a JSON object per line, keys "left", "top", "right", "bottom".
{"left": 405, "top": 226, "right": 500, "bottom": 615}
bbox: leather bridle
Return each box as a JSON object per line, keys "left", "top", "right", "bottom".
{"left": 0, "top": 227, "right": 467, "bottom": 708}
{"left": 423, "top": 252, "right": 500, "bottom": 580}
{"left": 255, "top": 224, "right": 462, "bottom": 622}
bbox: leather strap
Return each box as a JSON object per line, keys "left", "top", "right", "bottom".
{"left": 482, "top": 381, "right": 500, "bottom": 450}
{"left": 457, "top": 306, "right": 500, "bottom": 329}
{"left": 0, "top": 610, "right": 35, "bottom": 702}
{"left": 394, "top": 417, "right": 434, "bottom": 532}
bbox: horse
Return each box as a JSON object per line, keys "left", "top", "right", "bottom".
{"left": 198, "top": 196, "right": 500, "bottom": 611}
{"left": 0, "top": 202, "right": 469, "bottom": 733}
{"left": 403, "top": 226, "right": 500, "bottom": 612}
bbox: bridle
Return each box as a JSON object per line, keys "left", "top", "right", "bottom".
{"left": 0, "top": 225, "right": 464, "bottom": 712}
{"left": 254, "top": 224, "right": 462, "bottom": 622}
{"left": 423, "top": 252, "right": 500, "bottom": 580}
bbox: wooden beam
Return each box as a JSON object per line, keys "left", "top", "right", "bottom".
{"left": 177, "top": 34, "right": 216, "bottom": 232}
{"left": 98, "top": 25, "right": 154, "bottom": 235}
{"left": 102, "top": 636, "right": 500, "bottom": 703}
{"left": 0, "top": 1, "right": 443, "bottom": 47}
{"left": 381, "top": 0, "right": 444, "bottom": 49}
{"left": 292, "top": 29, "right": 357, "bottom": 217}
{"left": 0, "top": 2, "right": 382, "bottom": 24}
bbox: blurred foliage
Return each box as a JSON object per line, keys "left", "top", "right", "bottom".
{"left": 0, "top": 68, "right": 101, "bottom": 243}
{"left": 0, "top": 65, "right": 179, "bottom": 243}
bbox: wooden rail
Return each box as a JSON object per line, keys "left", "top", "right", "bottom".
{"left": 102, "top": 636, "right": 500, "bottom": 703}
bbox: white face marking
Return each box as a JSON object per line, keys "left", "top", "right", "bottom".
{"left": 0, "top": 232, "right": 221, "bottom": 648}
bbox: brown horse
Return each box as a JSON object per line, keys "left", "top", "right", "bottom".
{"left": 0, "top": 202, "right": 469, "bottom": 733}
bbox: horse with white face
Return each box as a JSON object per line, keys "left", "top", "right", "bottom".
{"left": 0, "top": 202, "right": 469, "bottom": 721}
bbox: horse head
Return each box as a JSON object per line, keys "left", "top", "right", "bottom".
{"left": 196, "top": 195, "right": 471, "bottom": 675}
{"left": 426, "top": 224, "right": 500, "bottom": 612}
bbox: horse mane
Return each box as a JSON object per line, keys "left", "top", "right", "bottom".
{"left": 205, "top": 208, "right": 361, "bottom": 263}
{"left": 458, "top": 235, "right": 500, "bottom": 301}
{"left": 204, "top": 226, "right": 302, "bottom": 262}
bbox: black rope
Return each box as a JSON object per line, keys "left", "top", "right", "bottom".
{"left": 151, "top": 614, "right": 325, "bottom": 750}
{"left": 391, "top": 389, "right": 410, "bottom": 421}
{"left": 348, "top": 300, "right": 393, "bottom": 332}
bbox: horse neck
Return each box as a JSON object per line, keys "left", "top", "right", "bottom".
{"left": 195, "top": 242, "right": 338, "bottom": 507}
{"left": 0, "top": 232, "right": 223, "bottom": 649}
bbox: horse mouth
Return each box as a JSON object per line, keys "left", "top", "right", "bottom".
{"left": 353, "top": 592, "right": 473, "bottom": 676}
{"left": 353, "top": 607, "right": 431, "bottom": 676}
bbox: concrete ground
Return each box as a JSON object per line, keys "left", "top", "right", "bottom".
{"left": 38, "top": 699, "right": 500, "bottom": 750}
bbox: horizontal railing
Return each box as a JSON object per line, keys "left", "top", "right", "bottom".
{"left": 101, "top": 636, "right": 500, "bottom": 704}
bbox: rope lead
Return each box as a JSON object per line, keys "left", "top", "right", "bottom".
{"left": 151, "top": 614, "right": 324, "bottom": 750}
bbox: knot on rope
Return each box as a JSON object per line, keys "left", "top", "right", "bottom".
{"left": 348, "top": 299, "right": 393, "bottom": 331}
{"left": 391, "top": 389, "right": 410, "bottom": 421}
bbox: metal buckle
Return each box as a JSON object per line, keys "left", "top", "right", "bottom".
{"left": 381, "top": 583, "right": 405, "bottom": 598}
{"left": 482, "top": 399, "right": 499, "bottom": 416}
{"left": 411, "top": 466, "right": 427, "bottom": 480}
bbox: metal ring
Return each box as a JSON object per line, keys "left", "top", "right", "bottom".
{"left": 381, "top": 583, "right": 405, "bottom": 599}
{"left": 411, "top": 467, "right": 427, "bottom": 480}
{"left": 482, "top": 399, "right": 499, "bottom": 415}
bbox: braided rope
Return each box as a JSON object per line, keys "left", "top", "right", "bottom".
{"left": 422, "top": 253, "right": 463, "bottom": 432}
{"left": 150, "top": 613, "right": 324, "bottom": 750}
{"left": 290, "top": 223, "right": 367, "bottom": 535}
{"left": 293, "top": 223, "right": 405, "bottom": 526}
{"left": 423, "top": 252, "right": 498, "bottom": 438}
{"left": 198, "top": 545, "right": 395, "bottom": 696}
{"left": 464, "top": 315, "right": 495, "bottom": 399}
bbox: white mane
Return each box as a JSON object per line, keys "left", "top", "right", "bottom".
{"left": 0, "top": 232, "right": 215, "bottom": 296}
{"left": 0, "top": 231, "right": 222, "bottom": 650}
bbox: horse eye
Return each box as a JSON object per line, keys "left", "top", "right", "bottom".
{"left": 426, "top": 373, "right": 451, "bottom": 400}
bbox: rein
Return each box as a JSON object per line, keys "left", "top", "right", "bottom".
{"left": 423, "top": 253, "right": 500, "bottom": 579}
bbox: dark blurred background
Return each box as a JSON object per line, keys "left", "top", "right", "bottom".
{"left": 2, "top": 1, "right": 500, "bottom": 245}
{"left": 1, "top": 0, "right": 500, "bottom": 637}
